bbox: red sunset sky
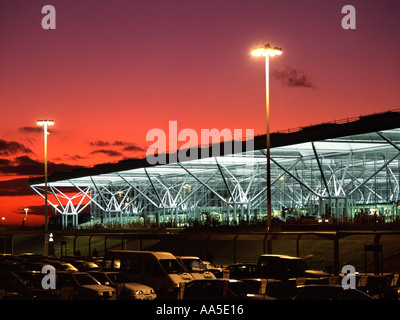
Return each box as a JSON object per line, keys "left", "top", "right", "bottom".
{"left": 0, "top": 0, "right": 399, "bottom": 226}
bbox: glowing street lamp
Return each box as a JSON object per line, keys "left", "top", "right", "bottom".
{"left": 251, "top": 44, "right": 282, "bottom": 232}
{"left": 37, "top": 119, "right": 54, "bottom": 256}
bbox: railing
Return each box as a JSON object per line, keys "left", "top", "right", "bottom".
{"left": 273, "top": 108, "right": 400, "bottom": 135}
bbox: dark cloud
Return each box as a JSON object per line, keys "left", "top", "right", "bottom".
{"left": 64, "top": 154, "right": 86, "bottom": 161}
{"left": 123, "top": 145, "right": 145, "bottom": 152}
{"left": 0, "top": 158, "right": 11, "bottom": 166}
{"left": 18, "top": 126, "right": 56, "bottom": 135}
{"left": 89, "top": 140, "right": 144, "bottom": 150}
{"left": 18, "top": 126, "right": 43, "bottom": 134}
{"left": 0, "top": 139, "right": 33, "bottom": 156}
{"left": 113, "top": 141, "right": 126, "bottom": 146}
{"left": 90, "top": 149, "right": 123, "bottom": 157}
{"left": 89, "top": 140, "right": 110, "bottom": 147}
{"left": 0, "top": 155, "right": 82, "bottom": 176}
{"left": 0, "top": 178, "right": 33, "bottom": 197}
{"left": 88, "top": 140, "right": 145, "bottom": 157}
{"left": 272, "top": 67, "right": 315, "bottom": 88}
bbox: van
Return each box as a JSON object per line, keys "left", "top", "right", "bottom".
{"left": 176, "top": 256, "right": 216, "bottom": 280}
{"left": 102, "top": 250, "right": 193, "bottom": 296}
{"left": 256, "top": 254, "right": 330, "bottom": 281}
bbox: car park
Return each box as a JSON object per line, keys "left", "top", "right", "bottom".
{"left": 182, "top": 278, "right": 275, "bottom": 300}
{"left": 176, "top": 256, "right": 216, "bottom": 279}
{"left": 89, "top": 271, "right": 157, "bottom": 300}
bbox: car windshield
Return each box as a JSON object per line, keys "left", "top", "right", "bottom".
{"left": 228, "top": 281, "right": 253, "bottom": 295}
{"left": 259, "top": 257, "right": 309, "bottom": 273}
{"left": 91, "top": 273, "right": 109, "bottom": 284}
{"left": 182, "top": 259, "right": 207, "bottom": 272}
{"left": 107, "top": 272, "right": 130, "bottom": 284}
{"left": 289, "top": 259, "right": 309, "bottom": 272}
{"left": 159, "top": 259, "right": 186, "bottom": 274}
{"left": 74, "top": 273, "right": 100, "bottom": 286}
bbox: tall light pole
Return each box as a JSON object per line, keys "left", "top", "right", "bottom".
{"left": 251, "top": 44, "right": 282, "bottom": 232}
{"left": 37, "top": 119, "right": 54, "bottom": 256}
{"left": 24, "top": 208, "right": 29, "bottom": 227}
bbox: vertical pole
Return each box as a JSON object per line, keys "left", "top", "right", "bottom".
{"left": 265, "top": 55, "right": 273, "bottom": 254}
{"left": 233, "top": 234, "right": 238, "bottom": 264}
{"left": 44, "top": 122, "right": 49, "bottom": 257}
{"left": 334, "top": 231, "right": 339, "bottom": 276}
{"left": 296, "top": 235, "right": 301, "bottom": 257}
{"left": 265, "top": 55, "right": 271, "bottom": 232}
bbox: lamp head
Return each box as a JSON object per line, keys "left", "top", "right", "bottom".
{"left": 37, "top": 120, "right": 55, "bottom": 126}
{"left": 252, "top": 44, "right": 283, "bottom": 57}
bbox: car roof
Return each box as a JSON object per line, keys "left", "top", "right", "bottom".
{"left": 107, "top": 250, "right": 176, "bottom": 259}
{"left": 191, "top": 278, "right": 242, "bottom": 283}
{"left": 242, "top": 278, "right": 283, "bottom": 283}
{"left": 259, "top": 254, "right": 302, "bottom": 260}
{"left": 56, "top": 270, "right": 89, "bottom": 274}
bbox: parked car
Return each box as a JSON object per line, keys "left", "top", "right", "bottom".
{"left": 242, "top": 278, "right": 298, "bottom": 300}
{"left": 0, "top": 270, "right": 57, "bottom": 300}
{"left": 286, "top": 277, "right": 330, "bottom": 287}
{"left": 387, "top": 273, "right": 400, "bottom": 300}
{"left": 0, "top": 260, "right": 25, "bottom": 272}
{"left": 69, "top": 260, "right": 101, "bottom": 272}
{"left": 55, "top": 271, "right": 115, "bottom": 300}
{"left": 176, "top": 256, "right": 216, "bottom": 279}
{"left": 292, "top": 284, "right": 374, "bottom": 300}
{"left": 42, "top": 260, "right": 78, "bottom": 272}
{"left": 223, "top": 263, "right": 257, "bottom": 280}
{"left": 202, "top": 261, "right": 224, "bottom": 278}
{"left": 89, "top": 271, "right": 156, "bottom": 300}
{"left": 356, "top": 274, "right": 398, "bottom": 300}
{"left": 182, "top": 278, "right": 275, "bottom": 300}
{"left": 256, "top": 254, "right": 330, "bottom": 281}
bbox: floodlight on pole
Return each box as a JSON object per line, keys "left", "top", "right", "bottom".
{"left": 37, "top": 119, "right": 54, "bottom": 256}
{"left": 24, "top": 208, "right": 29, "bottom": 227}
{"left": 251, "top": 43, "right": 282, "bottom": 232}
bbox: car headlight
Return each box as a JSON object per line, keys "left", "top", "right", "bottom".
{"left": 132, "top": 290, "right": 144, "bottom": 295}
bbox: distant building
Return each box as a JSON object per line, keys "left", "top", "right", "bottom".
{"left": 29, "top": 110, "right": 400, "bottom": 229}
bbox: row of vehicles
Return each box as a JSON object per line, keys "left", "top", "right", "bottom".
{"left": 0, "top": 251, "right": 216, "bottom": 300}
{"left": 1, "top": 251, "right": 399, "bottom": 300}
{"left": 219, "top": 254, "right": 400, "bottom": 300}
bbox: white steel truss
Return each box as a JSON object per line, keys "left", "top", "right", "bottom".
{"left": 29, "top": 127, "right": 400, "bottom": 228}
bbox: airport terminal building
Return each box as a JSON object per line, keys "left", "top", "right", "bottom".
{"left": 29, "top": 110, "right": 400, "bottom": 229}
